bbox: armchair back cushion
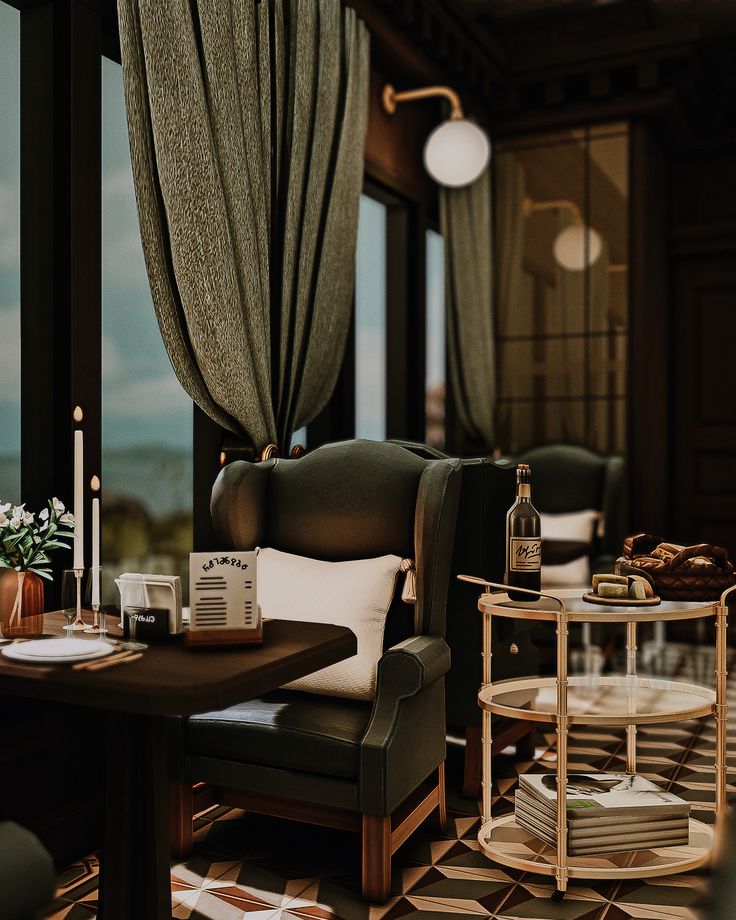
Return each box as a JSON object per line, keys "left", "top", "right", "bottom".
{"left": 258, "top": 547, "right": 402, "bottom": 700}
{"left": 211, "top": 440, "right": 462, "bottom": 637}
{"left": 516, "top": 444, "right": 625, "bottom": 563}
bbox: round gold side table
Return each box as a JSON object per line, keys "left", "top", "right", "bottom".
{"left": 459, "top": 577, "right": 735, "bottom": 900}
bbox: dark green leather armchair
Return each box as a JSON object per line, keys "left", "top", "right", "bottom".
{"left": 515, "top": 444, "right": 626, "bottom": 575}
{"left": 390, "top": 442, "right": 539, "bottom": 798}
{"left": 170, "top": 440, "right": 462, "bottom": 902}
{"left": 0, "top": 822, "right": 55, "bottom": 920}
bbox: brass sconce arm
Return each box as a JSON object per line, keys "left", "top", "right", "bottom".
{"left": 382, "top": 84, "right": 464, "bottom": 121}
{"left": 523, "top": 196, "right": 583, "bottom": 225}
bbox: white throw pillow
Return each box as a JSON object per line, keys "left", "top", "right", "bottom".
{"left": 541, "top": 509, "right": 601, "bottom": 588}
{"left": 542, "top": 555, "right": 590, "bottom": 587}
{"left": 257, "top": 547, "right": 403, "bottom": 701}
{"left": 541, "top": 509, "right": 601, "bottom": 542}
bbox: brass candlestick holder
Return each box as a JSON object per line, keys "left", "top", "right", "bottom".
{"left": 71, "top": 568, "right": 87, "bottom": 630}
{"left": 84, "top": 604, "right": 102, "bottom": 635}
{"left": 84, "top": 566, "right": 104, "bottom": 635}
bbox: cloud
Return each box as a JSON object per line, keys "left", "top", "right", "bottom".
{"left": 0, "top": 306, "right": 20, "bottom": 401}
{"left": 102, "top": 334, "right": 123, "bottom": 381}
{"left": 0, "top": 179, "right": 20, "bottom": 267}
{"left": 103, "top": 227, "right": 149, "bottom": 286}
{"left": 105, "top": 374, "right": 190, "bottom": 418}
{"left": 103, "top": 164, "right": 134, "bottom": 201}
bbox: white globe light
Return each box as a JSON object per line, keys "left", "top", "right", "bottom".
{"left": 553, "top": 224, "right": 603, "bottom": 271}
{"left": 423, "top": 119, "right": 491, "bottom": 188}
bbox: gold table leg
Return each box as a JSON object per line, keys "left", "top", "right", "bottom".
{"left": 555, "top": 607, "right": 569, "bottom": 896}
{"left": 715, "top": 599, "right": 729, "bottom": 822}
{"left": 626, "top": 622, "right": 637, "bottom": 774}
{"left": 482, "top": 610, "right": 493, "bottom": 824}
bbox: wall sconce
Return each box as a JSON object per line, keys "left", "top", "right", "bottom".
{"left": 382, "top": 84, "right": 491, "bottom": 188}
{"left": 523, "top": 197, "right": 602, "bottom": 271}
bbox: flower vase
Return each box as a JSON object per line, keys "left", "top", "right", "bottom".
{"left": 0, "top": 570, "right": 45, "bottom": 638}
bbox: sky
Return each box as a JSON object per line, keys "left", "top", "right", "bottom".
{"left": 355, "top": 195, "right": 387, "bottom": 441}
{"left": 0, "top": 3, "right": 21, "bottom": 501}
{"left": 102, "top": 58, "right": 193, "bottom": 452}
{"left": 426, "top": 228, "right": 445, "bottom": 392}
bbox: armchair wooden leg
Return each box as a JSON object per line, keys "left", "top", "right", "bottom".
{"left": 463, "top": 725, "right": 482, "bottom": 800}
{"left": 361, "top": 814, "right": 391, "bottom": 903}
{"left": 169, "top": 777, "right": 193, "bottom": 858}
{"left": 436, "top": 761, "right": 448, "bottom": 833}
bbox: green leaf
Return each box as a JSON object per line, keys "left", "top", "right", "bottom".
{"left": 31, "top": 568, "right": 53, "bottom": 581}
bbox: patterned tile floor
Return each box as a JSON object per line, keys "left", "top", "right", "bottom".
{"left": 46, "top": 643, "right": 734, "bottom": 920}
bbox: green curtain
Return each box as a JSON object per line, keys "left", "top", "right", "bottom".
{"left": 440, "top": 167, "right": 496, "bottom": 449}
{"left": 117, "top": 0, "right": 369, "bottom": 453}
{"left": 493, "top": 152, "right": 526, "bottom": 448}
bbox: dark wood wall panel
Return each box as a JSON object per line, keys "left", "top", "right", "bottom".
{"left": 671, "top": 257, "right": 736, "bottom": 558}
{"left": 628, "top": 122, "right": 670, "bottom": 535}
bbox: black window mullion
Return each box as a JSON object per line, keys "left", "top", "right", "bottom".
{"left": 20, "top": 0, "right": 102, "bottom": 605}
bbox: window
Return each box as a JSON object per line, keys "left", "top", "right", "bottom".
{"left": 101, "top": 58, "right": 193, "bottom": 602}
{"left": 425, "top": 229, "right": 445, "bottom": 448}
{"left": 0, "top": 2, "right": 21, "bottom": 504}
{"left": 354, "top": 194, "right": 387, "bottom": 441}
{"left": 495, "top": 123, "right": 629, "bottom": 455}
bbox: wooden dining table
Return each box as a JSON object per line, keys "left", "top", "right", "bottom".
{"left": 0, "top": 613, "right": 357, "bottom": 920}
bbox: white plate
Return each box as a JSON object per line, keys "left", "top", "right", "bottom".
{"left": 1, "top": 638, "right": 114, "bottom": 665}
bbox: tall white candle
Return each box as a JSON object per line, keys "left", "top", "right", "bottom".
{"left": 73, "top": 429, "right": 84, "bottom": 569}
{"left": 91, "top": 496, "right": 100, "bottom": 606}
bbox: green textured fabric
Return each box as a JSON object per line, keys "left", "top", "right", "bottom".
{"left": 440, "top": 167, "right": 496, "bottom": 449}
{"left": 117, "top": 0, "right": 369, "bottom": 452}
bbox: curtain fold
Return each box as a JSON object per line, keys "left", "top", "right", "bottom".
{"left": 117, "top": 0, "right": 369, "bottom": 453}
{"left": 440, "top": 167, "right": 496, "bottom": 450}
{"left": 493, "top": 153, "right": 526, "bottom": 448}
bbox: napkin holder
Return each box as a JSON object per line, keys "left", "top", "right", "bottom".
{"left": 185, "top": 551, "right": 262, "bottom": 649}
{"left": 115, "top": 573, "right": 183, "bottom": 635}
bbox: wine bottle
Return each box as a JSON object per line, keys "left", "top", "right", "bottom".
{"left": 505, "top": 463, "right": 541, "bottom": 601}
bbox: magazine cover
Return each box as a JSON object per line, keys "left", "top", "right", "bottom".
{"left": 519, "top": 773, "right": 690, "bottom": 817}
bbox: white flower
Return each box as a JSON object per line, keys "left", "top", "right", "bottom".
{"left": 60, "top": 513, "right": 74, "bottom": 524}
{"left": 22, "top": 511, "right": 34, "bottom": 525}
{"left": 8, "top": 518, "right": 20, "bottom": 531}
{"left": 11, "top": 505, "right": 24, "bottom": 521}
{"left": 0, "top": 503, "right": 10, "bottom": 514}
{"left": 0, "top": 513, "right": 7, "bottom": 526}
{"left": 39, "top": 520, "right": 49, "bottom": 532}
{"left": 38, "top": 508, "right": 49, "bottom": 521}
{"left": 52, "top": 498, "right": 65, "bottom": 512}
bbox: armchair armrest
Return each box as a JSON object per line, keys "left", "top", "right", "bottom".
{"left": 372, "top": 635, "right": 450, "bottom": 703}
{"left": 359, "top": 636, "right": 450, "bottom": 815}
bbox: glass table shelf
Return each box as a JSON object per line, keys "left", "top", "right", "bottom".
{"left": 477, "top": 814, "right": 714, "bottom": 880}
{"left": 478, "top": 674, "right": 716, "bottom": 726}
{"left": 478, "top": 593, "right": 718, "bottom": 624}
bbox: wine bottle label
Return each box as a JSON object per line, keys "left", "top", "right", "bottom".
{"left": 510, "top": 537, "right": 541, "bottom": 572}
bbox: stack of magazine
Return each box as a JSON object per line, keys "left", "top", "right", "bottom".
{"left": 515, "top": 772, "right": 691, "bottom": 856}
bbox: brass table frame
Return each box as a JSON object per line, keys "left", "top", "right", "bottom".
{"left": 459, "top": 577, "right": 735, "bottom": 897}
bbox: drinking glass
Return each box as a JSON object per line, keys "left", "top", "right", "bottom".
{"left": 60, "top": 569, "right": 79, "bottom": 638}
{"left": 120, "top": 608, "right": 148, "bottom": 652}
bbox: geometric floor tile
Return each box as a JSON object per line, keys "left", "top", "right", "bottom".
{"left": 46, "top": 642, "right": 733, "bottom": 919}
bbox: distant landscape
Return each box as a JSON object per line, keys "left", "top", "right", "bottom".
{"left": 0, "top": 445, "right": 192, "bottom": 518}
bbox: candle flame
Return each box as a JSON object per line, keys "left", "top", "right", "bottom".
{"left": 219, "top": 451, "right": 227, "bottom": 466}
{"left": 90, "top": 475, "right": 101, "bottom": 492}
{"left": 73, "top": 405, "right": 83, "bottom": 422}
